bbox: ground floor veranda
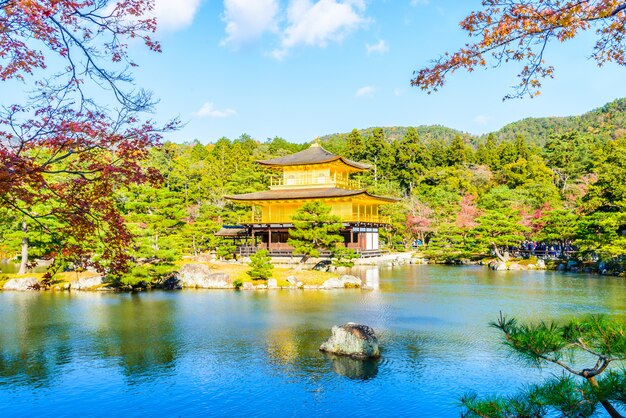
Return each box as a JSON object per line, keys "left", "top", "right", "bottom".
{"left": 216, "top": 223, "right": 384, "bottom": 258}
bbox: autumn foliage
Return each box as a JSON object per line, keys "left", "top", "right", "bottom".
{"left": 0, "top": 0, "right": 172, "bottom": 274}
{"left": 412, "top": 0, "right": 626, "bottom": 98}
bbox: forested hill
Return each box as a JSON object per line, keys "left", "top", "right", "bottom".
{"left": 491, "top": 98, "right": 626, "bottom": 145}
{"left": 318, "top": 98, "right": 626, "bottom": 148}
{"left": 320, "top": 125, "right": 470, "bottom": 150}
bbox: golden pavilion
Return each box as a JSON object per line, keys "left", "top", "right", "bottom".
{"left": 221, "top": 143, "right": 398, "bottom": 257}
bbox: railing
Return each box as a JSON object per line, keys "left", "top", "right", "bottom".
{"left": 270, "top": 176, "right": 361, "bottom": 190}
{"left": 237, "top": 245, "right": 381, "bottom": 258}
{"left": 246, "top": 214, "right": 391, "bottom": 224}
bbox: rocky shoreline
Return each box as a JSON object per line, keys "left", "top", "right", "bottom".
{"left": 0, "top": 252, "right": 423, "bottom": 292}
{"left": 0, "top": 271, "right": 370, "bottom": 292}
{"left": 3, "top": 253, "right": 620, "bottom": 292}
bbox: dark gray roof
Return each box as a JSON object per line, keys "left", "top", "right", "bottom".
{"left": 258, "top": 144, "right": 370, "bottom": 170}
{"left": 225, "top": 188, "right": 399, "bottom": 202}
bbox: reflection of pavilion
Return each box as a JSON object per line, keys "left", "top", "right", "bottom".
{"left": 222, "top": 143, "right": 398, "bottom": 257}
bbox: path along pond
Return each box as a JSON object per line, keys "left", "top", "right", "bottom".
{"left": 1, "top": 265, "right": 625, "bottom": 417}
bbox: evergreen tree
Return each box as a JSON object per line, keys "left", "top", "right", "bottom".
{"left": 345, "top": 128, "right": 366, "bottom": 161}
{"left": 394, "top": 127, "right": 430, "bottom": 193}
{"left": 446, "top": 134, "right": 472, "bottom": 166}
{"left": 471, "top": 208, "right": 529, "bottom": 260}
{"left": 287, "top": 202, "right": 344, "bottom": 263}
{"left": 247, "top": 250, "right": 274, "bottom": 280}
{"left": 544, "top": 132, "right": 595, "bottom": 192}
{"left": 534, "top": 209, "right": 578, "bottom": 257}
{"left": 364, "top": 127, "right": 393, "bottom": 182}
{"left": 462, "top": 314, "right": 626, "bottom": 418}
{"left": 514, "top": 134, "right": 530, "bottom": 160}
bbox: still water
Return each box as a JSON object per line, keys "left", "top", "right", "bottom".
{"left": 1, "top": 265, "right": 625, "bottom": 417}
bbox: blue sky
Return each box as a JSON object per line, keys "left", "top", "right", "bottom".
{"left": 22, "top": 1, "right": 626, "bottom": 144}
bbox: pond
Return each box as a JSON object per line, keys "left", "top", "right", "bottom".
{"left": 1, "top": 265, "right": 625, "bottom": 417}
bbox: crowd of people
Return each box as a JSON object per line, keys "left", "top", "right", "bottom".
{"left": 514, "top": 241, "right": 577, "bottom": 258}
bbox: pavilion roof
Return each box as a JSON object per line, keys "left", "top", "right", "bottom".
{"left": 257, "top": 143, "right": 370, "bottom": 171}
{"left": 225, "top": 187, "right": 399, "bottom": 203}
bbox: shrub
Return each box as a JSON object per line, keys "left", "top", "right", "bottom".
{"left": 331, "top": 246, "right": 358, "bottom": 268}
{"left": 247, "top": 250, "right": 273, "bottom": 281}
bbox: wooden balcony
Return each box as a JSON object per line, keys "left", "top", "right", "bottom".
{"left": 246, "top": 213, "right": 390, "bottom": 225}
{"left": 270, "top": 175, "right": 361, "bottom": 190}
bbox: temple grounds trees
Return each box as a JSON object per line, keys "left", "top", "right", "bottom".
{"left": 0, "top": 0, "right": 172, "bottom": 275}
{"left": 287, "top": 202, "right": 344, "bottom": 263}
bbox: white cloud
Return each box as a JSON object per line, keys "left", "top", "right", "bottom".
{"left": 355, "top": 85, "right": 375, "bottom": 98}
{"left": 272, "top": 0, "right": 368, "bottom": 58}
{"left": 366, "top": 39, "right": 388, "bottom": 55}
{"left": 195, "top": 102, "right": 237, "bottom": 118}
{"left": 221, "top": 0, "right": 279, "bottom": 47}
{"left": 410, "top": 0, "right": 429, "bottom": 6}
{"left": 393, "top": 88, "right": 403, "bottom": 97}
{"left": 155, "top": 0, "right": 202, "bottom": 30}
{"left": 474, "top": 115, "right": 491, "bottom": 126}
{"left": 107, "top": 0, "right": 201, "bottom": 32}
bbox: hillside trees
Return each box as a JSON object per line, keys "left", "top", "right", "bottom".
{"left": 412, "top": 0, "right": 626, "bottom": 98}
{"left": 0, "top": 0, "right": 172, "bottom": 275}
{"left": 394, "top": 127, "right": 431, "bottom": 193}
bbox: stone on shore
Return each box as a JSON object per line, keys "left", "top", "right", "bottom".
{"left": 320, "top": 323, "right": 380, "bottom": 359}
{"left": 154, "top": 273, "right": 182, "bottom": 290}
{"left": 492, "top": 261, "right": 507, "bottom": 271}
{"left": 178, "top": 264, "right": 232, "bottom": 289}
{"left": 179, "top": 263, "right": 211, "bottom": 286}
{"left": 322, "top": 278, "right": 343, "bottom": 289}
{"left": 267, "top": 278, "right": 278, "bottom": 289}
{"left": 508, "top": 263, "right": 524, "bottom": 271}
{"left": 71, "top": 276, "right": 106, "bottom": 290}
{"left": 338, "top": 275, "right": 362, "bottom": 288}
{"left": 243, "top": 282, "right": 255, "bottom": 290}
{"left": 3, "top": 277, "right": 40, "bottom": 291}
{"left": 322, "top": 275, "right": 362, "bottom": 289}
{"left": 194, "top": 273, "right": 232, "bottom": 289}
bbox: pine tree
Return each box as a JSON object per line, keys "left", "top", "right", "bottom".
{"left": 287, "top": 202, "right": 344, "bottom": 263}
{"left": 345, "top": 129, "right": 366, "bottom": 161}
{"left": 247, "top": 250, "right": 274, "bottom": 280}
{"left": 462, "top": 314, "right": 626, "bottom": 418}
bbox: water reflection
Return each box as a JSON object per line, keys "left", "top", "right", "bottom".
{"left": 0, "top": 266, "right": 625, "bottom": 417}
{"left": 89, "top": 294, "right": 179, "bottom": 381}
{"left": 0, "top": 293, "right": 73, "bottom": 388}
{"left": 324, "top": 354, "right": 379, "bottom": 380}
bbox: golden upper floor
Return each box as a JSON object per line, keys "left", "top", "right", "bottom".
{"left": 258, "top": 142, "right": 368, "bottom": 190}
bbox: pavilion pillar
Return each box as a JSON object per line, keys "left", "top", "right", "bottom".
{"left": 268, "top": 226, "right": 272, "bottom": 252}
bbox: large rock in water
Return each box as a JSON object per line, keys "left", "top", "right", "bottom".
{"left": 179, "top": 264, "right": 232, "bottom": 289}
{"left": 338, "top": 275, "right": 362, "bottom": 288}
{"left": 320, "top": 323, "right": 380, "bottom": 359}
{"left": 322, "top": 275, "right": 363, "bottom": 289}
{"left": 71, "top": 276, "right": 105, "bottom": 290}
{"left": 3, "top": 277, "right": 40, "bottom": 291}
{"left": 492, "top": 261, "right": 507, "bottom": 271}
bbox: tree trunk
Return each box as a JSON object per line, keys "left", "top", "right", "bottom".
{"left": 492, "top": 242, "right": 507, "bottom": 263}
{"left": 586, "top": 376, "right": 624, "bottom": 418}
{"left": 18, "top": 217, "right": 28, "bottom": 275}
